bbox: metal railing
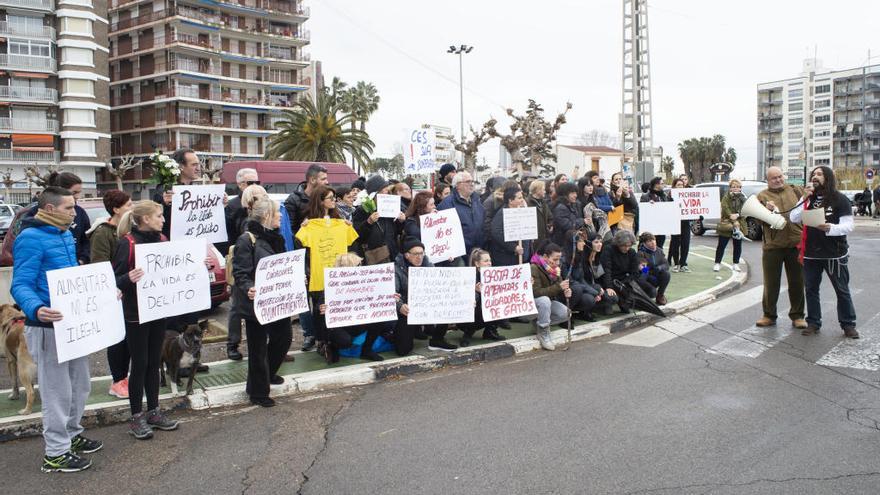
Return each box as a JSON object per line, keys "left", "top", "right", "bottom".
{"left": 0, "top": 117, "right": 58, "bottom": 132}
{"left": 0, "top": 149, "right": 58, "bottom": 163}
{"left": 0, "top": 85, "right": 57, "bottom": 102}
{"left": 0, "top": 21, "right": 55, "bottom": 39}
{"left": 0, "top": 54, "right": 55, "bottom": 71}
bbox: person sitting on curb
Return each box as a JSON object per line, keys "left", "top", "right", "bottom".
{"left": 600, "top": 230, "right": 641, "bottom": 313}
{"left": 637, "top": 232, "right": 671, "bottom": 306}
{"left": 458, "top": 248, "right": 505, "bottom": 346}
{"left": 530, "top": 242, "right": 572, "bottom": 351}
{"left": 570, "top": 230, "right": 618, "bottom": 318}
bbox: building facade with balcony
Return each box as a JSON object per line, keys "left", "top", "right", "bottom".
{"left": 107, "top": 0, "right": 310, "bottom": 195}
{"left": 0, "top": 0, "right": 110, "bottom": 201}
{"left": 757, "top": 59, "right": 880, "bottom": 184}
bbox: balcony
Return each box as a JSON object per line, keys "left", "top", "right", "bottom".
{"left": 110, "top": 9, "right": 170, "bottom": 31}
{"left": 0, "top": 21, "right": 55, "bottom": 39}
{"left": 0, "top": 0, "right": 52, "bottom": 11}
{"left": 0, "top": 149, "right": 58, "bottom": 164}
{"left": 0, "top": 54, "right": 55, "bottom": 72}
{"left": 0, "top": 117, "right": 58, "bottom": 132}
{"left": 0, "top": 85, "right": 58, "bottom": 103}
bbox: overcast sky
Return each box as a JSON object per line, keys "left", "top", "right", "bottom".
{"left": 308, "top": 0, "right": 880, "bottom": 178}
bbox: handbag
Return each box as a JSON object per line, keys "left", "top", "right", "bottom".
{"left": 363, "top": 244, "right": 390, "bottom": 265}
{"left": 619, "top": 212, "right": 636, "bottom": 232}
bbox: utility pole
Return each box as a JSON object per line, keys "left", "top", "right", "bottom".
{"left": 620, "top": 0, "right": 654, "bottom": 185}
{"left": 448, "top": 44, "right": 473, "bottom": 166}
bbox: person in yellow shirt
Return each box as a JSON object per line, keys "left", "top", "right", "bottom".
{"left": 295, "top": 186, "right": 359, "bottom": 363}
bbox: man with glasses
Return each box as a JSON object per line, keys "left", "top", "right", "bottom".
{"left": 223, "top": 168, "right": 259, "bottom": 360}
{"left": 438, "top": 171, "right": 485, "bottom": 260}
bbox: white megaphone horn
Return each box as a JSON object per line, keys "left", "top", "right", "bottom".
{"left": 741, "top": 195, "right": 786, "bottom": 230}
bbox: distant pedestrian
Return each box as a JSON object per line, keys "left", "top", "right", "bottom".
{"left": 714, "top": 179, "right": 746, "bottom": 273}
{"left": 668, "top": 178, "right": 692, "bottom": 272}
{"left": 639, "top": 177, "right": 671, "bottom": 248}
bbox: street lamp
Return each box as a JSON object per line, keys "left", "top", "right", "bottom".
{"left": 447, "top": 44, "right": 473, "bottom": 163}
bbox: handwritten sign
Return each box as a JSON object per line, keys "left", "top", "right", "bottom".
{"left": 324, "top": 263, "right": 397, "bottom": 328}
{"left": 135, "top": 239, "right": 211, "bottom": 323}
{"left": 502, "top": 207, "right": 538, "bottom": 242}
{"left": 171, "top": 184, "right": 227, "bottom": 243}
{"left": 404, "top": 128, "right": 436, "bottom": 175}
{"left": 407, "top": 267, "right": 476, "bottom": 325}
{"left": 376, "top": 194, "right": 401, "bottom": 218}
{"left": 46, "top": 262, "right": 125, "bottom": 363}
{"left": 420, "top": 209, "right": 466, "bottom": 263}
{"left": 802, "top": 208, "right": 826, "bottom": 228}
{"left": 254, "top": 249, "right": 308, "bottom": 325}
{"left": 639, "top": 201, "right": 681, "bottom": 235}
{"left": 480, "top": 264, "right": 537, "bottom": 322}
{"left": 670, "top": 187, "right": 721, "bottom": 220}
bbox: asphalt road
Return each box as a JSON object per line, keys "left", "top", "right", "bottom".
{"left": 3, "top": 221, "right": 880, "bottom": 494}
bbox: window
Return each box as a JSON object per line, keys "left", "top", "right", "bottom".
{"left": 64, "top": 138, "right": 96, "bottom": 156}
{"left": 63, "top": 78, "right": 95, "bottom": 96}
{"left": 8, "top": 15, "right": 44, "bottom": 35}
{"left": 61, "top": 47, "right": 93, "bottom": 66}
{"left": 788, "top": 88, "right": 803, "bottom": 99}
{"left": 61, "top": 18, "right": 92, "bottom": 36}
{"left": 814, "top": 114, "right": 830, "bottom": 123}
{"left": 815, "top": 158, "right": 830, "bottom": 166}
{"left": 155, "top": 131, "right": 168, "bottom": 150}
{"left": 64, "top": 109, "right": 95, "bottom": 127}
{"left": 815, "top": 99, "right": 830, "bottom": 108}
{"left": 814, "top": 144, "right": 831, "bottom": 152}
{"left": 789, "top": 102, "right": 803, "bottom": 112}
{"left": 788, "top": 117, "right": 803, "bottom": 126}
{"left": 788, "top": 144, "right": 802, "bottom": 153}
{"left": 815, "top": 84, "right": 830, "bottom": 94}
{"left": 788, "top": 132, "right": 802, "bottom": 140}
{"left": 814, "top": 129, "right": 830, "bottom": 138}
{"left": 9, "top": 39, "right": 51, "bottom": 57}
{"left": 13, "top": 107, "right": 46, "bottom": 121}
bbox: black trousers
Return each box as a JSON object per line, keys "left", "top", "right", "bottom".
{"left": 459, "top": 296, "right": 497, "bottom": 337}
{"left": 714, "top": 236, "right": 742, "bottom": 264}
{"left": 669, "top": 222, "right": 691, "bottom": 266}
{"left": 310, "top": 291, "right": 363, "bottom": 349}
{"left": 394, "top": 315, "right": 442, "bottom": 356}
{"left": 244, "top": 318, "right": 292, "bottom": 400}
{"left": 125, "top": 319, "right": 165, "bottom": 415}
{"left": 227, "top": 291, "right": 243, "bottom": 350}
{"left": 107, "top": 339, "right": 130, "bottom": 383}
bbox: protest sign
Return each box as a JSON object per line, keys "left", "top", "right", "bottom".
{"left": 324, "top": 263, "right": 397, "bottom": 328}
{"left": 607, "top": 205, "right": 624, "bottom": 226}
{"left": 502, "top": 207, "right": 538, "bottom": 242}
{"left": 802, "top": 208, "right": 826, "bottom": 228}
{"left": 639, "top": 201, "right": 681, "bottom": 235}
{"left": 420, "top": 209, "right": 466, "bottom": 263}
{"left": 171, "top": 184, "right": 227, "bottom": 243}
{"left": 403, "top": 128, "right": 436, "bottom": 175}
{"left": 670, "top": 187, "right": 721, "bottom": 220}
{"left": 254, "top": 249, "right": 308, "bottom": 325}
{"left": 480, "top": 264, "right": 537, "bottom": 322}
{"left": 135, "top": 239, "right": 211, "bottom": 323}
{"left": 376, "top": 194, "right": 401, "bottom": 218}
{"left": 46, "top": 262, "right": 125, "bottom": 363}
{"left": 407, "top": 267, "right": 476, "bottom": 325}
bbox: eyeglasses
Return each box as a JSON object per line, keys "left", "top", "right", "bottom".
{"left": 407, "top": 251, "right": 425, "bottom": 256}
{"left": 245, "top": 180, "right": 261, "bottom": 186}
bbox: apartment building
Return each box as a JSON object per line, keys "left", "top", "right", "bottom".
{"left": 757, "top": 59, "right": 880, "bottom": 183}
{"left": 106, "top": 0, "right": 310, "bottom": 193}
{"left": 0, "top": 0, "right": 110, "bottom": 201}
{"left": 421, "top": 123, "right": 454, "bottom": 164}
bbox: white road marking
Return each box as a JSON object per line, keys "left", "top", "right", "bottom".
{"left": 709, "top": 324, "right": 790, "bottom": 358}
{"left": 611, "top": 285, "right": 765, "bottom": 347}
{"left": 817, "top": 309, "right": 880, "bottom": 371}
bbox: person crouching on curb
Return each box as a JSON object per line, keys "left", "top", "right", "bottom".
{"left": 637, "top": 232, "right": 671, "bottom": 306}
{"left": 113, "top": 200, "right": 180, "bottom": 438}
{"left": 458, "top": 248, "right": 505, "bottom": 347}
{"left": 601, "top": 230, "right": 642, "bottom": 314}
{"left": 232, "top": 198, "right": 294, "bottom": 408}
{"left": 11, "top": 186, "right": 103, "bottom": 472}
{"left": 530, "top": 242, "right": 572, "bottom": 351}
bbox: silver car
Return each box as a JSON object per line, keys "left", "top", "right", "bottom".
{"left": 689, "top": 181, "right": 768, "bottom": 241}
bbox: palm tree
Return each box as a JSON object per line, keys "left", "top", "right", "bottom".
{"left": 265, "top": 92, "right": 374, "bottom": 165}
{"left": 323, "top": 76, "right": 348, "bottom": 106}
{"left": 341, "top": 81, "right": 380, "bottom": 174}
{"left": 660, "top": 155, "right": 675, "bottom": 182}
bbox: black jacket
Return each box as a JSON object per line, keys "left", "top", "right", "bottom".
{"left": 551, "top": 200, "right": 585, "bottom": 247}
{"left": 224, "top": 195, "right": 247, "bottom": 252}
{"left": 402, "top": 216, "right": 421, "bottom": 246}
{"left": 804, "top": 192, "right": 851, "bottom": 259}
{"left": 283, "top": 182, "right": 309, "bottom": 239}
{"left": 600, "top": 245, "right": 640, "bottom": 288}
{"left": 352, "top": 205, "right": 401, "bottom": 263}
{"left": 526, "top": 195, "right": 551, "bottom": 240}
{"left": 490, "top": 209, "right": 531, "bottom": 267}
{"left": 640, "top": 189, "right": 670, "bottom": 203}
{"left": 152, "top": 186, "right": 174, "bottom": 239}
{"left": 112, "top": 227, "right": 164, "bottom": 322}
{"left": 232, "top": 221, "right": 287, "bottom": 323}
{"left": 394, "top": 252, "right": 433, "bottom": 312}
{"left": 482, "top": 193, "right": 503, "bottom": 244}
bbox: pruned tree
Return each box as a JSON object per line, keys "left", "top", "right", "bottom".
{"left": 24, "top": 164, "right": 60, "bottom": 188}
{"left": 200, "top": 157, "right": 223, "bottom": 183}
{"left": 453, "top": 119, "right": 496, "bottom": 174}
{"left": 105, "top": 155, "right": 138, "bottom": 190}
{"left": 2, "top": 168, "right": 18, "bottom": 201}
{"left": 486, "top": 100, "right": 572, "bottom": 177}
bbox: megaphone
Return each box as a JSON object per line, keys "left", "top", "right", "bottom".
{"left": 741, "top": 195, "right": 786, "bottom": 230}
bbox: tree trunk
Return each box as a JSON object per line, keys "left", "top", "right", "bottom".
{"left": 116, "top": 176, "right": 123, "bottom": 190}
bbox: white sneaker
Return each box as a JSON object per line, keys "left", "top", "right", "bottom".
{"left": 713, "top": 263, "right": 721, "bottom": 272}
{"left": 733, "top": 263, "right": 741, "bottom": 272}
{"left": 680, "top": 265, "right": 691, "bottom": 273}
{"left": 671, "top": 265, "right": 680, "bottom": 273}
{"left": 536, "top": 326, "right": 556, "bottom": 351}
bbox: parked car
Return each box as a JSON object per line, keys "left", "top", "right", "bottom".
{"left": 689, "top": 181, "right": 767, "bottom": 241}
{"left": 0, "top": 203, "right": 23, "bottom": 241}
{"left": 78, "top": 198, "right": 230, "bottom": 308}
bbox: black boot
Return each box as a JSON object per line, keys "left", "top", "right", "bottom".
{"left": 482, "top": 328, "right": 506, "bottom": 341}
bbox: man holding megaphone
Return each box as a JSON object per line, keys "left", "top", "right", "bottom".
{"left": 790, "top": 166, "right": 858, "bottom": 339}
{"left": 754, "top": 167, "right": 807, "bottom": 330}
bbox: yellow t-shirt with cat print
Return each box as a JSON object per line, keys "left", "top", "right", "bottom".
{"left": 295, "top": 218, "right": 359, "bottom": 291}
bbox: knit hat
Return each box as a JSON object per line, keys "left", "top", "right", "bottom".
{"left": 365, "top": 174, "right": 389, "bottom": 195}
{"left": 402, "top": 238, "right": 425, "bottom": 254}
{"left": 438, "top": 163, "right": 456, "bottom": 182}
{"left": 351, "top": 177, "right": 366, "bottom": 191}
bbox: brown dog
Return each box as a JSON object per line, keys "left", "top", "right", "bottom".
{"left": 160, "top": 320, "right": 206, "bottom": 395}
{"left": 1, "top": 304, "right": 36, "bottom": 415}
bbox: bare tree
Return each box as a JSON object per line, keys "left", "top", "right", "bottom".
{"left": 453, "top": 119, "right": 496, "bottom": 175}
{"left": 200, "top": 157, "right": 223, "bottom": 183}
{"left": 1, "top": 168, "right": 18, "bottom": 201}
{"left": 24, "top": 164, "right": 60, "bottom": 188}
{"left": 105, "top": 155, "right": 138, "bottom": 190}
{"left": 486, "top": 100, "right": 572, "bottom": 176}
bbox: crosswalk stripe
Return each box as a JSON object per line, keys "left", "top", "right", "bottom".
{"left": 708, "top": 324, "right": 790, "bottom": 358}
{"left": 816, "top": 307, "right": 880, "bottom": 371}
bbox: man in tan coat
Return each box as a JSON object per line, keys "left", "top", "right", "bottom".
{"left": 755, "top": 167, "right": 806, "bottom": 329}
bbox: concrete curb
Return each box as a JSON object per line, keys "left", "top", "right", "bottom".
{"left": 0, "top": 264, "right": 748, "bottom": 441}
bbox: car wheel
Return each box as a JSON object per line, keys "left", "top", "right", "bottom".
{"left": 691, "top": 220, "right": 705, "bottom": 236}
{"left": 746, "top": 219, "right": 762, "bottom": 241}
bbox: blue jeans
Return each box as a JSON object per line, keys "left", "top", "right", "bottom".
{"left": 804, "top": 257, "right": 856, "bottom": 329}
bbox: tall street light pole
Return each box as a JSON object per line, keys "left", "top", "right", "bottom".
{"left": 448, "top": 44, "right": 473, "bottom": 165}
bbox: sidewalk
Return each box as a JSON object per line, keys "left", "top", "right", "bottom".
{"left": 0, "top": 245, "right": 747, "bottom": 441}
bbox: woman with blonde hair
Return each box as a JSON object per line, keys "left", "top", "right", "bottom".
{"left": 714, "top": 179, "right": 747, "bottom": 272}
{"left": 112, "top": 200, "right": 179, "bottom": 439}
{"left": 232, "top": 197, "right": 293, "bottom": 407}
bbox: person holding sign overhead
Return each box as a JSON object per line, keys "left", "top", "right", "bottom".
{"left": 231, "top": 198, "right": 294, "bottom": 407}
{"left": 112, "top": 200, "right": 181, "bottom": 439}
{"left": 11, "top": 186, "right": 103, "bottom": 472}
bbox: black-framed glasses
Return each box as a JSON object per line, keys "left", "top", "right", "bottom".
{"left": 245, "top": 180, "right": 261, "bottom": 186}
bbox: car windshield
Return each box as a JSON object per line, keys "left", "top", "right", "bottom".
{"left": 0, "top": 206, "right": 13, "bottom": 218}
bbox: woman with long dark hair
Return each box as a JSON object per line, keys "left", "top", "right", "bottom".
{"left": 667, "top": 177, "right": 692, "bottom": 272}
{"left": 401, "top": 191, "right": 435, "bottom": 246}
{"left": 551, "top": 182, "right": 585, "bottom": 248}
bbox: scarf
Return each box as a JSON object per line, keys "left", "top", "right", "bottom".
{"left": 530, "top": 253, "right": 559, "bottom": 281}
{"left": 35, "top": 209, "right": 73, "bottom": 231}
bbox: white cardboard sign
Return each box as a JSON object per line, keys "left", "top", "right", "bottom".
{"left": 480, "top": 264, "right": 537, "bottom": 322}
{"left": 254, "top": 249, "right": 308, "bottom": 325}
{"left": 323, "top": 263, "right": 397, "bottom": 328}
{"left": 502, "top": 207, "right": 539, "bottom": 242}
{"left": 639, "top": 201, "right": 681, "bottom": 235}
{"left": 46, "top": 262, "right": 125, "bottom": 363}
{"left": 403, "top": 128, "right": 436, "bottom": 175}
{"left": 376, "top": 194, "right": 401, "bottom": 218}
{"left": 420, "top": 209, "right": 466, "bottom": 263}
{"left": 670, "top": 187, "right": 721, "bottom": 220}
{"left": 407, "top": 267, "right": 476, "bottom": 325}
{"left": 170, "top": 184, "right": 228, "bottom": 243}
{"left": 135, "top": 239, "right": 211, "bottom": 323}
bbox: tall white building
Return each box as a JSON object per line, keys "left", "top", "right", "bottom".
{"left": 422, "top": 123, "right": 454, "bottom": 164}
{"left": 757, "top": 59, "right": 880, "bottom": 183}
